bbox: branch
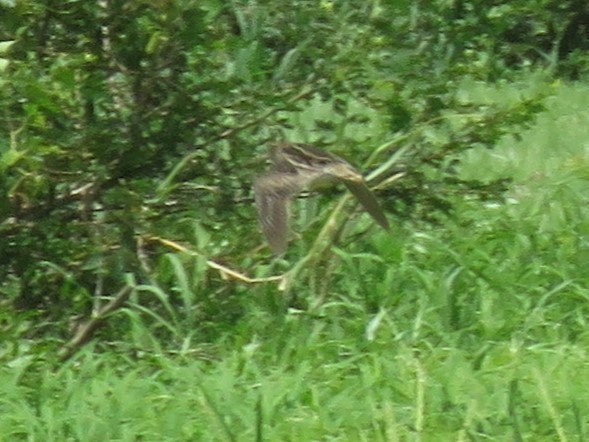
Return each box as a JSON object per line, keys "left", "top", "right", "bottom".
{"left": 215, "top": 85, "right": 316, "bottom": 141}
{"left": 146, "top": 235, "right": 284, "bottom": 284}
{"left": 58, "top": 285, "right": 134, "bottom": 362}
{"left": 57, "top": 234, "right": 285, "bottom": 362}
{"left": 4, "top": 181, "right": 101, "bottom": 226}
{"left": 156, "top": 85, "right": 318, "bottom": 199}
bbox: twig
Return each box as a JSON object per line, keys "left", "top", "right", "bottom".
{"left": 216, "top": 85, "right": 316, "bottom": 141}
{"left": 146, "top": 235, "right": 284, "bottom": 284}
{"left": 156, "top": 85, "right": 318, "bottom": 198}
{"left": 58, "top": 285, "right": 134, "bottom": 362}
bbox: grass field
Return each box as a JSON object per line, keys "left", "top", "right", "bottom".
{"left": 2, "top": 81, "right": 589, "bottom": 441}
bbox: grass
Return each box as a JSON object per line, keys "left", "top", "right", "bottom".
{"left": 2, "top": 80, "right": 589, "bottom": 441}
{"left": 2, "top": 322, "right": 588, "bottom": 440}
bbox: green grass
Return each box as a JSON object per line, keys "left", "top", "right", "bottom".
{"left": 2, "top": 80, "right": 589, "bottom": 441}
{"left": 2, "top": 322, "right": 588, "bottom": 440}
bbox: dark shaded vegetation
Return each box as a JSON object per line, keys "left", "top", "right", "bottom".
{"left": 0, "top": 0, "right": 588, "bottom": 358}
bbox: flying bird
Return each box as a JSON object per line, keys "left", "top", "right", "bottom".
{"left": 254, "top": 143, "right": 389, "bottom": 254}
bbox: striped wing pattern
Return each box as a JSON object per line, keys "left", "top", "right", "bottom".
{"left": 254, "top": 143, "right": 389, "bottom": 254}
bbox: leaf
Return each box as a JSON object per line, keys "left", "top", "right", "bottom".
{"left": 0, "top": 40, "right": 15, "bottom": 55}
{"left": 273, "top": 39, "right": 310, "bottom": 82}
{"left": 0, "top": 148, "right": 24, "bottom": 171}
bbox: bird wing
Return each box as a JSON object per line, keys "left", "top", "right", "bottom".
{"left": 342, "top": 178, "right": 390, "bottom": 231}
{"left": 256, "top": 143, "right": 389, "bottom": 253}
{"left": 253, "top": 173, "right": 307, "bottom": 254}
{"left": 324, "top": 161, "right": 390, "bottom": 231}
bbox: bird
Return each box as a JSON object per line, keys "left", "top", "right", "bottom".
{"left": 254, "top": 142, "right": 389, "bottom": 254}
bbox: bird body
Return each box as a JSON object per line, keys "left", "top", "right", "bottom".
{"left": 254, "top": 143, "right": 389, "bottom": 254}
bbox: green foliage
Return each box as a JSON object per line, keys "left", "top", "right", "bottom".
{"left": 2, "top": 319, "right": 588, "bottom": 440}
{"left": 407, "top": 0, "right": 589, "bottom": 79}
{"left": 0, "top": 0, "right": 560, "bottom": 337}
{"left": 1, "top": 1, "right": 589, "bottom": 438}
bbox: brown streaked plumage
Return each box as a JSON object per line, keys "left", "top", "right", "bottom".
{"left": 254, "top": 143, "right": 389, "bottom": 254}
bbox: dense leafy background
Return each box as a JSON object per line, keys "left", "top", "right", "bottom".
{"left": 1, "top": 0, "right": 589, "bottom": 439}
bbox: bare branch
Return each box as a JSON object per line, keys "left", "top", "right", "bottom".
{"left": 58, "top": 285, "right": 134, "bottom": 362}
{"left": 146, "top": 235, "right": 284, "bottom": 284}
